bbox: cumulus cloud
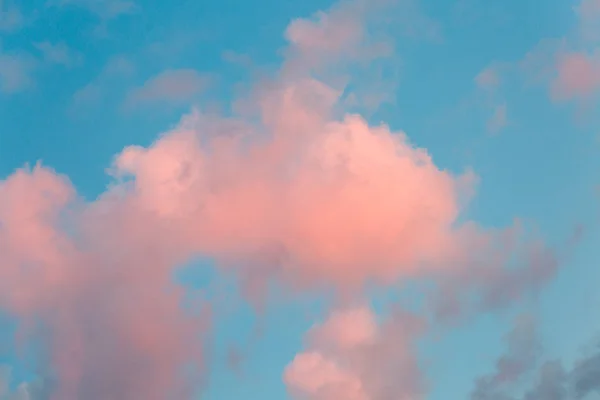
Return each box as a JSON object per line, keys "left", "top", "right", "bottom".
{"left": 284, "top": 306, "right": 425, "bottom": 400}
{"left": 0, "top": 0, "right": 566, "bottom": 398}
{"left": 0, "top": 166, "right": 211, "bottom": 399}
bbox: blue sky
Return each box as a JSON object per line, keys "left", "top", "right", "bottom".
{"left": 1, "top": 0, "right": 600, "bottom": 399}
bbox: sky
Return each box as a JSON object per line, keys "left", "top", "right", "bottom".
{"left": 1, "top": 0, "right": 600, "bottom": 399}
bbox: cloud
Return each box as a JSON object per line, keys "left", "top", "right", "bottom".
{"left": 284, "top": 2, "right": 365, "bottom": 62}
{"left": 471, "top": 315, "right": 541, "bottom": 399}
{"left": 571, "top": 346, "right": 600, "bottom": 398}
{"left": 487, "top": 103, "right": 508, "bottom": 133}
{"left": 55, "top": 0, "right": 137, "bottom": 19}
{"left": 476, "top": 67, "right": 501, "bottom": 91}
{"left": 578, "top": 0, "right": 600, "bottom": 17}
{"left": 0, "top": 52, "right": 34, "bottom": 93}
{"left": 71, "top": 55, "right": 134, "bottom": 109}
{"left": 0, "top": 365, "right": 45, "bottom": 400}
{"left": 551, "top": 52, "right": 600, "bottom": 101}
{"left": 221, "top": 50, "right": 253, "bottom": 68}
{"left": 0, "top": 165, "right": 211, "bottom": 399}
{"left": 471, "top": 2, "right": 600, "bottom": 108}
{"left": 0, "top": 0, "right": 565, "bottom": 398}
{"left": 284, "top": 306, "right": 425, "bottom": 400}
{"left": 34, "top": 41, "right": 83, "bottom": 68}
{"left": 523, "top": 361, "right": 568, "bottom": 400}
{"left": 520, "top": 1, "right": 600, "bottom": 103}
{"left": 0, "top": 0, "right": 23, "bottom": 32}
{"left": 124, "top": 69, "right": 209, "bottom": 108}
{"left": 474, "top": 64, "right": 510, "bottom": 134}
{"left": 430, "top": 225, "right": 563, "bottom": 323}
{"left": 576, "top": 0, "right": 600, "bottom": 41}
{"left": 469, "top": 313, "right": 600, "bottom": 400}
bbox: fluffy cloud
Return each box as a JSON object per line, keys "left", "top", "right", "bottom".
{"left": 0, "top": 166, "right": 210, "bottom": 399}
{"left": 0, "top": 0, "right": 566, "bottom": 398}
{"left": 285, "top": 306, "right": 424, "bottom": 400}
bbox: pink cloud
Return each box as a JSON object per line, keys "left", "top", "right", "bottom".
{"left": 0, "top": 0, "right": 563, "bottom": 397}
{"left": 578, "top": 0, "right": 600, "bottom": 19}
{"left": 551, "top": 52, "right": 600, "bottom": 101}
{"left": 285, "top": 6, "right": 364, "bottom": 58}
{"left": 0, "top": 165, "right": 210, "bottom": 399}
{"left": 109, "top": 108, "right": 468, "bottom": 292}
{"left": 284, "top": 306, "right": 425, "bottom": 400}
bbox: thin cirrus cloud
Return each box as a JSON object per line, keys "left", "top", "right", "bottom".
{"left": 487, "top": 103, "right": 508, "bottom": 133}
{"left": 71, "top": 55, "right": 134, "bottom": 109}
{"left": 284, "top": 306, "right": 425, "bottom": 400}
{"left": 0, "top": 0, "right": 582, "bottom": 399}
{"left": 474, "top": 64, "right": 509, "bottom": 134}
{"left": 124, "top": 69, "right": 210, "bottom": 108}
{"left": 0, "top": 43, "right": 81, "bottom": 94}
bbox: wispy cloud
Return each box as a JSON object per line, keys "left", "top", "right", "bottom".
{"left": 124, "top": 69, "right": 210, "bottom": 108}
{"left": 0, "top": 52, "right": 34, "bottom": 93}
{"left": 54, "top": 0, "right": 137, "bottom": 19}
{"left": 0, "top": 365, "right": 45, "bottom": 400}
{"left": 487, "top": 103, "right": 508, "bottom": 134}
{"left": 0, "top": 0, "right": 23, "bottom": 32}
{"left": 34, "top": 41, "right": 83, "bottom": 68}
{"left": 71, "top": 55, "right": 134, "bottom": 109}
